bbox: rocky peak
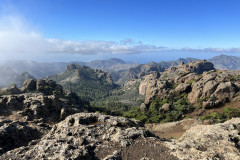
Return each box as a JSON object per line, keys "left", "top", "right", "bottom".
{"left": 66, "top": 63, "right": 81, "bottom": 71}
{"left": 166, "top": 60, "right": 215, "bottom": 74}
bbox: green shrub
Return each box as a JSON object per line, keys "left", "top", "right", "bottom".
{"left": 224, "top": 107, "right": 240, "bottom": 120}
{"left": 201, "top": 112, "right": 223, "bottom": 122}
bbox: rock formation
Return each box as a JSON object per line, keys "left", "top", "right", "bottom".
{"left": 139, "top": 60, "right": 240, "bottom": 110}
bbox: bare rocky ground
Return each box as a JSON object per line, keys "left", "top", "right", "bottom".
{"left": 0, "top": 112, "right": 178, "bottom": 160}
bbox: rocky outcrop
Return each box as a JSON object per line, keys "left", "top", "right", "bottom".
{"left": 0, "top": 92, "right": 87, "bottom": 123}
{"left": 139, "top": 61, "right": 217, "bottom": 105}
{"left": 165, "top": 118, "right": 240, "bottom": 160}
{"left": 0, "top": 113, "right": 169, "bottom": 160}
{"left": 36, "top": 79, "right": 63, "bottom": 95}
{"left": 187, "top": 72, "right": 239, "bottom": 106}
{"left": 139, "top": 72, "right": 161, "bottom": 104}
{"left": 139, "top": 60, "right": 240, "bottom": 111}
{"left": 1, "top": 79, "right": 64, "bottom": 96}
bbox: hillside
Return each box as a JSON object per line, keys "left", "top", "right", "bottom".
{"left": 49, "top": 64, "right": 116, "bottom": 100}
{"left": 208, "top": 54, "right": 240, "bottom": 70}
{"left": 0, "top": 67, "right": 35, "bottom": 88}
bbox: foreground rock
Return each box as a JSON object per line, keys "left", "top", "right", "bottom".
{"left": 0, "top": 113, "right": 177, "bottom": 160}
{"left": 165, "top": 118, "right": 240, "bottom": 160}
{"left": 0, "top": 79, "right": 89, "bottom": 155}
{"left": 0, "top": 119, "right": 41, "bottom": 154}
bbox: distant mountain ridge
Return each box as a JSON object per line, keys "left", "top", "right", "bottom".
{"left": 0, "top": 58, "right": 138, "bottom": 79}
{"left": 208, "top": 54, "right": 240, "bottom": 70}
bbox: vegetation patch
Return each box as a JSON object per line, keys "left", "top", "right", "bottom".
{"left": 123, "top": 93, "right": 194, "bottom": 123}
{"left": 201, "top": 107, "right": 240, "bottom": 123}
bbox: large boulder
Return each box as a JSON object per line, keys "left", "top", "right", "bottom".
{"left": 161, "top": 103, "right": 170, "bottom": 111}
{"left": 201, "top": 80, "right": 219, "bottom": 97}
{"left": 213, "top": 82, "right": 237, "bottom": 103}
{"left": 202, "top": 99, "right": 221, "bottom": 109}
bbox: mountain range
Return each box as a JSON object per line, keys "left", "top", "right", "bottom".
{"left": 1, "top": 54, "right": 240, "bottom": 88}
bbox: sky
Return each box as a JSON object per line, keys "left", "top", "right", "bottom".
{"left": 0, "top": 0, "right": 240, "bottom": 63}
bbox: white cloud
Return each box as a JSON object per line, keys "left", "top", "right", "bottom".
{"left": 0, "top": 15, "right": 167, "bottom": 58}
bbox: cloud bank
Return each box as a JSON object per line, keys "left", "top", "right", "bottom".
{"left": 0, "top": 15, "right": 167, "bottom": 57}
{"left": 0, "top": 15, "right": 240, "bottom": 61}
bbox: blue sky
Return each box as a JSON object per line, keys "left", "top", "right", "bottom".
{"left": 0, "top": 0, "right": 240, "bottom": 62}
